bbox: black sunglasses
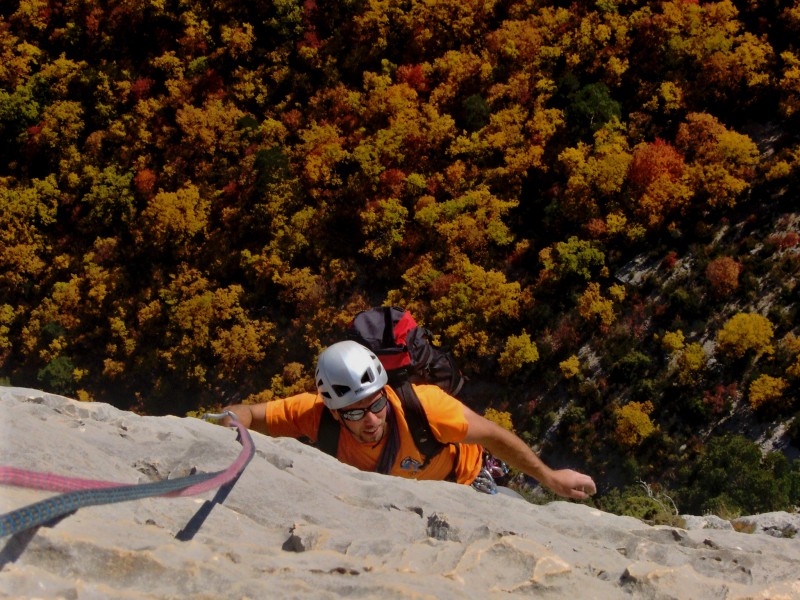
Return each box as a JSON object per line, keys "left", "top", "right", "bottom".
{"left": 339, "top": 392, "right": 388, "bottom": 421}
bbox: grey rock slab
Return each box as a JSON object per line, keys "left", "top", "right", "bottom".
{"left": 2, "top": 387, "right": 800, "bottom": 599}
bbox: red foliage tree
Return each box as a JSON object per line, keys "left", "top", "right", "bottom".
{"left": 628, "top": 138, "right": 685, "bottom": 193}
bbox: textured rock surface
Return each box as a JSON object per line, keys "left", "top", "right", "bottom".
{"left": 1, "top": 387, "right": 799, "bottom": 599}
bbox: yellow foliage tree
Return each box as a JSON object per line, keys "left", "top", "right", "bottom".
{"left": 483, "top": 104, "right": 557, "bottom": 183}
{"left": 426, "top": 50, "right": 490, "bottom": 109}
{"left": 35, "top": 99, "right": 85, "bottom": 154}
{"left": 748, "top": 374, "right": 789, "bottom": 410}
{"left": 660, "top": 330, "right": 685, "bottom": 354}
{"left": 784, "top": 333, "right": 800, "bottom": 379}
{"left": 175, "top": 98, "right": 247, "bottom": 156}
{"left": 298, "top": 121, "right": 348, "bottom": 188}
{"left": 716, "top": 313, "right": 775, "bottom": 359}
{"left": 608, "top": 283, "right": 626, "bottom": 303}
{"left": 138, "top": 183, "right": 210, "bottom": 248}
{"left": 656, "top": 0, "right": 773, "bottom": 105}
{"left": 0, "top": 176, "right": 59, "bottom": 289}
{"left": 484, "top": 408, "right": 515, "bottom": 432}
{"left": 360, "top": 197, "right": 409, "bottom": 260}
{"left": 0, "top": 304, "right": 16, "bottom": 363}
{"left": 676, "top": 342, "right": 708, "bottom": 386}
{"left": 777, "top": 50, "right": 800, "bottom": 118}
{"left": 415, "top": 185, "right": 517, "bottom": 260}
{"left": 389, "top": 255, "right": 524, "bottom": 370}
{"left": 559, "top": 354, "right": 581, "bottom": 379}
{"left": 577, "top": 282, "right": 616, "bottom": 327}
{"left": 787, "top": 356, "right": 800, "bottom": 379}
{"left": 614, "top": 401, "right": 657, "bottom": 448}
{"left": 784, "top": 333, "right": 800, "bottom": 355}
{"left": 155, "top": 269, "right": 275, "bottom": 385}
{"left": 605, "top": 212, "right": 627, "bottom": 235}
{"left": 557, "top": 120, "right": 632, "bottom": 222}
{"left": 498, "top": 331, "right": 539, "bottom": 377}
{"left": 566, "top": 10, "right": 631, "bottom": 82}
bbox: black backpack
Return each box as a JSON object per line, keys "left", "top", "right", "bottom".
{"left": 315, "top": 306, "right": 465, "bottom": 476}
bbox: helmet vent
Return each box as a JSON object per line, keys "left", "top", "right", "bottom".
{"left": 332, "top": 384, "right": 351, "bottom": 397}
{"left": 361, "top": 370, "right": 373, "bottom": 384}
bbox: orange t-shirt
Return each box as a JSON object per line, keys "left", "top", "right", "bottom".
{"left": 265, "top": 384, "right": 483, "bottom": 485}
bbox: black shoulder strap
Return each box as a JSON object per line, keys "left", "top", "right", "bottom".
{"left": 316, "top": 405, "right": 340, "bottom": 457}
{"left": 314, "top": 385, "right": 437, "bottom": 461}
{"left": 395, "top": 381, "right": 445, "bottom": 466}
{"left": 315, "top": 383, "right": 455, "bottom": 480}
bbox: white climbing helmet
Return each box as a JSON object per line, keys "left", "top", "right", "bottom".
{"left": 315, "top": 340, "right": 388, "bottom": 410}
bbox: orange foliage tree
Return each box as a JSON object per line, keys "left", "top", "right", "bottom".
{"left": 627, "top": 138, "right": 691, "bottom": 228}
{"left": 675, "top": 113, "right": 759, "bottom": 211}
{"left": 705, "top": 256, "right": 742, "bottom": 299}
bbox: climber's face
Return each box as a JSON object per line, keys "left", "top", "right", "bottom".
{"left": 335, "top": 389, "right": 388, "bottom": 444}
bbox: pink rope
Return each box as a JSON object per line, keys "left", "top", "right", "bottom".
{"left": 0, "top": 420, "right": 253, "bottom": 498}
{"left": 0, "top": 467, "right": 125, "bottom": 492}
{"left": 167, "top": 421, "right": 253, "bottom": 496}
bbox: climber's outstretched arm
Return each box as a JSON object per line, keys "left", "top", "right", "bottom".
{"left": 461, "top": 405, "right": 597, "bottom": 500}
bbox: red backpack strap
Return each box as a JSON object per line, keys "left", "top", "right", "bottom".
{"left": 348, "top": 306, "right": 416, "bottom": 370}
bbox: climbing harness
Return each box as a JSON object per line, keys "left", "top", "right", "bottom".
{"left": 0, "top": 411, "right": 253, "bottom": 538}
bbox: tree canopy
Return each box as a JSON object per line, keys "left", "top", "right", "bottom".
{"left": 2, "top": 0, "right": 799, "bottom": 515}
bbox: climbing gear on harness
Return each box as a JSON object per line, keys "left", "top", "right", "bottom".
{"left": 471, "top": 464, "right": 499, "bottom": 494}
{"left": 471, "top": 452, "right": 511, "bottom": 495}
{"left": 484, "top": 452, "right": 511, "bottom": 486}
{"left": 316, "top": 340, "right": 388, "bottom": 410}
{"left": 0, "top": 411, "right": 253, "bottom": 538}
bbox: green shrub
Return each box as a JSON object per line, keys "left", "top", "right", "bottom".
{"left": 611, "top": 351, "right": 652, "bottom": 384}
{"left": 37, "top": 356, "right": 77, "bottom": 396}
{"left": 598, "top": 484, "right": 684, "bottom": 527}
{"left": 677, "top": 434, "right": 795, "bottom": 516}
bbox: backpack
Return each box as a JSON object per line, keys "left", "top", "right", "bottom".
{"left": 315, "top": 306, "right": 465, "bottom": 477}
{"left": 346, "top": 306, "right": 464, "bottom": 396}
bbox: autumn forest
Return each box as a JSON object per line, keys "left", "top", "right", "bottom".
{"left": 2, "top": 0, "right": 800, "bottom": 519}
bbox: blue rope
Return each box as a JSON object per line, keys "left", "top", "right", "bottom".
{"left": 1, "top": 412, "right": 252, "bottom": 538}
{"left": 0, "top": 470, "right": 220, "bottom": 537}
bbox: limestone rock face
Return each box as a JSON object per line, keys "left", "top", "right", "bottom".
{"left": 2, "top": 387, "right": 799, "bottom": 599}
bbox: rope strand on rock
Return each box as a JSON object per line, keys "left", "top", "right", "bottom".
{"left": 0, "top": 413, "right": 253, "bottom": 537}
